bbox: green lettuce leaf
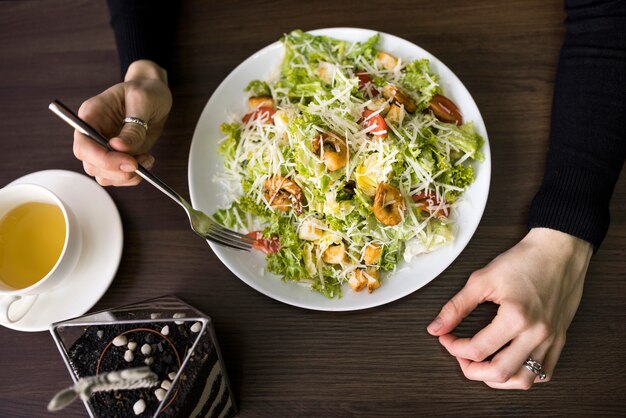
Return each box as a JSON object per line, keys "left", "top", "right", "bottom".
{"left": 267, "top": 247, "right": 309, "bottom": 281}
{"left": 400, "top": 59, "right": 441, "bottom": 110}
{"left": 217, "top": 123, "right": 241, "bottom": 162}
{"left": 312, "top": 277, "right": 342, "bottom": 299}
{"left": 447, "top": 122, "right": 485, "bottom": 161}
{"left": 212, "top": 202, "right": 245, "bottom": 230}
{"left": 245, "top": 80, "right": 271, "bottom": 96}
{"left": 380, "top": 240, "right": 403, "bottom": 271}
{"left": 346, "top": 33, "right": 380, "bottom": 63}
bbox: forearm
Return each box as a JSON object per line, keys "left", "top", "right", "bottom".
{"left": 528, "top": 0, "right": 626, "bottom": 250}
{"left": 105, "top": 0, "right": 178, "bottom": 79}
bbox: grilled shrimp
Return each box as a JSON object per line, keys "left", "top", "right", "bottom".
{"left": 373, "top": 182, "right": 406, "bottom": 226}
{"left": 264, "top": 175, "right": 304, "bottom": 214}
{"left": 312, "top": 132, "right": 348, "bottom": 172}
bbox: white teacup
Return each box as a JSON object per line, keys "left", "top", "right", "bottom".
{"left": 0, "top": 184, "right": 81, "bottom": 323}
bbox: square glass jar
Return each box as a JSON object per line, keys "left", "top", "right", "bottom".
{"left": 50, "top": 295, "right": 237, "bottom": 417}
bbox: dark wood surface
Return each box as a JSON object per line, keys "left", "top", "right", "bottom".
{"left": 1, "top": 1, "right": 625, "bottom": 416}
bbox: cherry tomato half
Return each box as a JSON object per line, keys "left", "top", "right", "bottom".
{"left": 362, "top": 109, "right": 388, "bottom": 138}
{"left": 246, "top": 231, "right": 281, "bottom": 254}
{"left": 242, "top": 106, "right": 276, "bottom": 124}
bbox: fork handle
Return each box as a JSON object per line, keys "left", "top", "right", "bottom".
{"left": 49, "top": 100, "right": 189, "bottom": 210}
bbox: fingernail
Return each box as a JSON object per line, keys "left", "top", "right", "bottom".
{"left": 427, "top": 316, "right": 443, "bottom": 333}
{"left": 120, "top": 163, "right": 136, "bottom": 172}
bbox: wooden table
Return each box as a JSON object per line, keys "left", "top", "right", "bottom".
{"left": 1, "top": 1, "right": 625, "bottom": 416}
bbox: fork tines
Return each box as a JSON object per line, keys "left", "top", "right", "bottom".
{"left": 205, "top": 223, "right": 254, "bottom": 251}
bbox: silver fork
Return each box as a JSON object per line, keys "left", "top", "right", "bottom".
{"left": 49, "top": 99, "right": 252, "bottom": 251}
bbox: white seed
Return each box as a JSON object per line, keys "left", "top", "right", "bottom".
{"left": 190, "top": 322, "right": 202, "bottom": 333}
{"left": 127, "top": 341, "right": 137, "bottom": 351}
{"left": 96, "top": 330, "right": 104, "bottom": 339}
{"left": 160, "top": 380, "right": 171, "bottom": 390}
{"left": 154, "top": 388, "right": 166, "bottom": 401}
{"left": 124, "top": 350, "right": 134, "bottom": 362}
{"left": 141, "top": 344, "right": 152, "bottom": 355}
{"left": 173, "top": 312, "right": 186, "bottom": 325}
{"left": 168, "top": 372, "right": 176, "bottom": 380}
{"left": 161, "top": 325, "right": 169, "bottom": 336}
{"left": 150, "top": 313, "right": 160, "bottom": 319}
{"left": 144, "top": 357, "right": 154, "bottom": 366}
{"left": 133, "top": 399, "right": 146, "bottom": 415}
{"left": 113, "top": 335, "right": 128, "bottom": 347}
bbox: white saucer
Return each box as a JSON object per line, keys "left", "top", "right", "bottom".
{"left": 1, "top": 170, "right": 123, "bottom": 332}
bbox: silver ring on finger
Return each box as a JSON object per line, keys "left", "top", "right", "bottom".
{"left": 123, "top": 116, "right": 148, "bottom": 131}
{"left": 524, "top": 357, "right": 547, "bottom": 380}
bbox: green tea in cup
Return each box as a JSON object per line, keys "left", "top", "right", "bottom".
{"left": 0, "top": 201, "right": 66, "bottom": 289}
{"left": 0, "top": 183, "right": 81, "bottom": 324}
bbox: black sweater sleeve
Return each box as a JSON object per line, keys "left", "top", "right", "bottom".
{"left": 528, "top": 0, "right": 626, "bottom": 250}
{"left": 105, "top": 0, "right": 177, "bottom": 78}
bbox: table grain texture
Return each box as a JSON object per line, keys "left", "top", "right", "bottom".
{"left": 1, "top": 1, "right": 625, "bottom": 417}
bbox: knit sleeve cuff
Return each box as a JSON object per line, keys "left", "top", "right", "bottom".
{"left": 527, "top": 165, "right": 616, "bottom": 251}
{"left": 107, "top": 3, "right": 174, "bottom": 79}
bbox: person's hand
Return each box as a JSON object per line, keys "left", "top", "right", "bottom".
{"left": 427, "top": 227, "right": 592, "bottom": 389}
{"left": 73, "top": 60, "right": 172, "bottom": 186}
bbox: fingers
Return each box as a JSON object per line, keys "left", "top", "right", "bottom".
{"left": 74, "top": 131, "right": 137, "bottom": 170}
{"left": 82, "top": 153, "right": 154, "bottom": 187}
{"left": 534, "top": 335, "right": 565, "bottom": 383}
{"left": 72, "top": 83, "right": 156, "bottom": 186}
{"left": 74, "top": 129, "right": 138, "bottom": 184}
{"left": 427, "top": 274, "right": 486, "bottom": 336}
{"left": 483, "top": 340, "right": 551, "bottom": 390}
{"left": 450, "top": 323, "right": 560, "bottom": 390}
{"left": 108, "top": 84, "right": 151, "bottom": 154}
{"left": 108, "top": 120, "right": 148, "bottom": 155}
{"left": 77, "top": 95, "right": 121, "bottom": 135}
{"left": 437, "top": 309, "right": 524, "bottom": 361}
{"left": 453, "top": 330, "right": 540, "bottom": 385}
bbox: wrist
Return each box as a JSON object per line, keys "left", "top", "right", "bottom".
{"left": 526, "top": 227, "right": 592, "bottom": 263}
{"left": 124, "top": 60, "right": 168, "bottom": 85}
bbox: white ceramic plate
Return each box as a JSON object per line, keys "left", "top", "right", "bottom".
{"left": 1, "top": 170, "right": 123, "bottom": 331}
{"left": 188, "top": 28, "right": 491, "bottom": 311}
